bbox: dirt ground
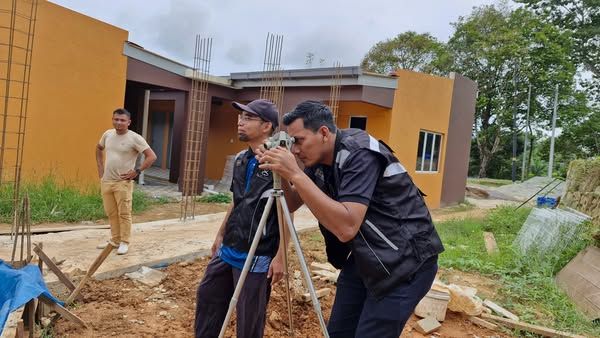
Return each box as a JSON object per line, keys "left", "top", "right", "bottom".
{"left": 0, "top": 199, "right": 489, "bottom": 233}
{"left": 52, "top": 230, "right": 512, "bottom": 338}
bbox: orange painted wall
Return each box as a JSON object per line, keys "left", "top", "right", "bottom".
{"left": 1, "top": 1, "right": 128, "bottom": 187}
{"left": 388, "top": 70, "right": 454, "bottom": 209}
{"left": 204, "top": 101, "right": 246, "bottom": 180}
{"left": 337, "top": 101, "right": 392, "bottom": 142}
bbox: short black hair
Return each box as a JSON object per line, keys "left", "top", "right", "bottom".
{"left": 113, "top": 108, "right": 131, "bottom": 118}
{"left": 283, "top": 100, "right": 337, "bottom": 133}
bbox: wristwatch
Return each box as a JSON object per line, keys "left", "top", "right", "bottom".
{"left": 135, "top": 168, "right": 142, "bottom": 175}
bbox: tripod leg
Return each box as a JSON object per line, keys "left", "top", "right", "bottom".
{"left": 279, "top": 197, "right": 330, "bottom": 338}
{"left": 218, "top": 195, "right": 275, "bottom": 338}
{"left": 276, "top": 200, "right": 294, "bottom": 336}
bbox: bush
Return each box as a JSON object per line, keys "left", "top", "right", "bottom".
{"left": 436, "top": 206, "right": 599, "bottom": 336}
{"left": 198, "top": 193, "right": 231, "bottom": 204}
{"left": 0, "top": 177, "right": 154, "bottom": 223}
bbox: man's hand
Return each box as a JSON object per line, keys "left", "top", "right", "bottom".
{"left": 257, "top": 146, "right": 303, "bottom": 181}
{"left": 267, "top": 254, "right": 285, "bottom": 285}
{"left": 98, "top": 169, "right": 104, "bottom": 179}
{"left": 120, "top": 169, "right": 138, "bottom": 180}
{"left": 211, "top": 234, "right": 223, "bottom": 257}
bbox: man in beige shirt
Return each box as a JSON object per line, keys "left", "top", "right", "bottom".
{"left": 96, "top": 108, "right": 157, "bottom": 255}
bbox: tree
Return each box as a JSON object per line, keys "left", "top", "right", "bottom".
{"left": 447, "top": 5, "right": 577, "bottom": 177}
{"left": 360, "top": 31, "right": 451, "bottom": 75}
{"left": 518, "top": 0, "right": 599, "bottom": 77}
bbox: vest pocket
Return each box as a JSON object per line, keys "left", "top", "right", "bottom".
{"left": 353, "top": 230, "right": 392, "bottom": 282}
{"left": 365, "top": 219, "right": 398, "bottom": 250}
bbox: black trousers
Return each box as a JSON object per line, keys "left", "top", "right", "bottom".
{"left": 194, "top": 256, "right": 271, "bottom": 338}
{"left": 327, "top": 255, "right": 438, "bottom": 338}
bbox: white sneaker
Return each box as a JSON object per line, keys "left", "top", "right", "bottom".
{"left": 117, "top": 242, "right": 129, "bottom": 255}
{"left": 97, "top": 241, "right": 118, "bottom": 249}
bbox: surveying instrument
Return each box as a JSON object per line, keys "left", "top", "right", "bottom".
{"left": 218, "top": 131, "right": 329, "bottom": 338}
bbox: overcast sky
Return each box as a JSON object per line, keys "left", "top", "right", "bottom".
{"left": 50, "top": 0, "right": 498, "bottom": 76}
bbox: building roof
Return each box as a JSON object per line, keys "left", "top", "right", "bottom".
{"left": 123, "top": 42, "right": 398, "bottom": 91}
{"left": 123, "top": 41, "right": 233, "bottom": 87}
{"left": 230, "top": 66, "right": 397, "bottom": 89}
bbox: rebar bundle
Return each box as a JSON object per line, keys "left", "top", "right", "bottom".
{"left": 329, "top": 61, "right": 343, "bottom": 124}
{"left": 0, "top": 0, "right": 39, "bottom": 237}
{"left": 259, "top": 33, "right": 285, "bottom": 121}
{"left": 180, "top": 36, "right": 212, "bottom": 220}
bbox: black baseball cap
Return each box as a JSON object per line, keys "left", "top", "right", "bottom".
{"left": 232, "top": 99, "right": 279, "bottom": 129}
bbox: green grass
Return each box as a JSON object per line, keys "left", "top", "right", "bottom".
{"left": 0, "top": 177, "right": 155, "bottom": 223}
{"left": 437, "top": 206, "right": 599, "bottom": 336}
{"left": 467, "top": 177, "right": 514, "bottom": 187}
{"left": 198, "top": 193, "right": 231, "bottom": 204}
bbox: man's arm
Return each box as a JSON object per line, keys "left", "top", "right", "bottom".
{"left": 95, "top": 144, "right": 104, "bottom": 178}
{"left": 120, "top": 148, "right": 157, "bottom": 180}
{"left": 290, "top": 172, "right": 367, "bottom": 242}
{"left": 259, "top": 147, "right": 369, "bottom": 243}
{"left": 211, "top": 203, "right": 233, "bottom": 257}
{"left": 281, "top": 179, "right": 304, "bottom": 213}
{"left": 139, "top": 148, "right": 157, "bottom": 171}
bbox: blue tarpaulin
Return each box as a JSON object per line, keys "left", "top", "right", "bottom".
{"left": 0, "top": 259, "right": 63, "bottom": 335}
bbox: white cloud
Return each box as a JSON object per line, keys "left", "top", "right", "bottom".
{"left": 49, "top": 0, "right": 497, "bottom": 75}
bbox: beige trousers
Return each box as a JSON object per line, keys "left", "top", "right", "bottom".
{"left": 101, "top": 180, "right": 133, "bottom": 244}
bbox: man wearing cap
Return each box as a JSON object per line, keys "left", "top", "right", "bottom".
{"left": 195, "top": 99, "right": 286, "bottom": 338}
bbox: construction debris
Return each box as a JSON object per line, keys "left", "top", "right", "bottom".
{"left": 556, "top": 245, "right": 600, "bottom": 319}
{"left": 481, "top": 313, "right": 585, "bottom": 338}
{"left": 414, "top": 289, "right": 450, "bottom": 321}
{"left": 301, "top": 288, "right": 331, "bottom": 302}
{"left": 483, "top": 299, "right": 519, "bottom": 321}
{"left": 468, "top": 316, "right": 498, "bottom": 330}
{"left": 414, "top": 316, "right": 441, "bottom": 334}
{"left": 513, "top": 207, "right": 590, "bottom": 258}
{"left": 125, "top": 266, "right": 167, "bottom": 287}
{"left": 447, "top": 284, "right": 483, "bottom": 316}
{"left": 312, "top": 269, "right": 339, "bottom": 283}
{"left": 310, "top": 262, "right": 336, "bottom": 272}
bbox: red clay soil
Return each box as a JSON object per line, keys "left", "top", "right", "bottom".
{"left": 53, "top": 231, "right": 511, "bottom": 338}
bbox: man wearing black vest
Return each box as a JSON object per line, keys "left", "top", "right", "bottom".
{"left": 258, "top": 100, "right": 444, "bottom": 338}
{"left": 195, "top": 99, "right": 285, "bottom": 338}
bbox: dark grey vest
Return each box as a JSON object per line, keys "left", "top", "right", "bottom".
{"left": 222, "top": 149, "right": 280, "bottom": 257}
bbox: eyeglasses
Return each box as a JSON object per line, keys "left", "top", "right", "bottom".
{"left": 238, "top": 114, "right": 264, "bottom": 123}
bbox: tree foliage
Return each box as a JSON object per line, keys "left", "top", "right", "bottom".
{"left": 361, "top": 3, "right": 595, "bottom": 179}
{"left": 518, "top": 0, "right": 600, "bottom": 77}
{"left": 448, "top": 5, "right": 577, "bottom": 177}
{"left": 360, "top": 31, "right": 451, "bottom": 75}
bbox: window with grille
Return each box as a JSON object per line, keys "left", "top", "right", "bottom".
{"left": 416, "top": 130, "right": 442, "bottom": 172}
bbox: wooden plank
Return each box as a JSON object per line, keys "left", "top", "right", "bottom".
{"left": 483, "top": 299, "right": 519, "bottom": 321}
{"left": 481, "top": 313, "right": 585, "bottom": 338}
{"left": 468, "top": 316, "right": 498, "bottom": 330}
{"left": 36, "top": 243, "right": 44, "bottom": 323}
{"left": 302, "top": 288, "right": 331, "bottom": 302}
{"left": 66, "top": 244, "right": 114, "bottom": 305}
{"left": 27, "top": 300, "right": 36, "bottom": 338}
{"left": 38, "top": 295, "right": 87, "bottom": 328}
{"left": 16, "top": 320, "right": 24, "bottom": 338}
{"left": 0, "top": 225, "right": 109, "bottom": 235}
{"left": 33, "top": 245, "right": 76, "bottom": 292}
{"left": 50, "top": 245, "right": 114, "bottom": 326}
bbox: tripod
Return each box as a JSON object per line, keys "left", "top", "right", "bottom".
{"left": 218, "top": 178, "right": 329, "bottom": 337}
